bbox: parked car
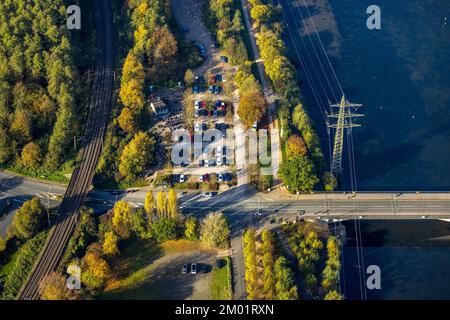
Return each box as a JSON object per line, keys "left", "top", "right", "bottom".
{"left": 191, "top": 263, "right": 197, "bottom": 274}
{"left": 179, "top": 174, "right": 185, "bottom": 183}
{"left": 194, "top": 100, "right": 200, "bottom": 110}
{"left": 217, "top": 145, "right": 223, "bottom": 156}
{"left": 222, "top": 74, "right": 227, "bottom": 82}
{"left": 252, "top": 121, "right": 258, "bottom": 131}
{"left": 214, "top": 86, "right": 220, "bottom": 94}
{"left": 218, "top": 173, "right": 224, "bottom": 182}
{"left": 210, "top": 74, "right": 216, "bottom": 83}
{"left": 209, "top": 85, "right": 214, "bottom": 93}
{"left": 202, "top": 192, "right": 215, "bottom": 198}
{"left": 194, "top": 123, "right": 201, "bottom": 132}
{"left": 194, "top": 109, "right": 199, "bottom": 118}
{"left": 213, "top": 110, "right": 218, "bottom": 118}
{"left": 201, "top": 264, "right": 208, "bottom": 273}
{"left": 215, "top": 74, "right": 222, "bottom": 82}
{"left": 199, "top": 175, "right": 204, "bottom": 182}
{"left": 217, "top": 157, "right": 223, "bottom": 166}
{"left": 182, "top": 264, "right": 189, "bottom": 274}
{"left": 220, "top": 56, "right": 228, "bottom": 63}
{"left": 193, "top": 86, "right": 199, "bottom": 94}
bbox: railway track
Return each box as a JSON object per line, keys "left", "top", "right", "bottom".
{"left": 18, "top": 0, "right": 114, "bottom": 300}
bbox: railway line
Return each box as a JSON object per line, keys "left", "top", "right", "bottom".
{"left": 18, "top": 0, "right": 114, "bottom": 300}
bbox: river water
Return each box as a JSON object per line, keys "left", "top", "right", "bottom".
{"left": 280, "top": 0, "right": 450, "bottom": 299}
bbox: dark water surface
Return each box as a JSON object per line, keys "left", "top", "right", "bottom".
{"left": 341, "top": 220, "right": 450, "bottom": 300}
{"left": 281, "top": 0, "right": 450, "bottom": 299}
{"left": 284, "top": 0, "right": 450, "bottom": 190}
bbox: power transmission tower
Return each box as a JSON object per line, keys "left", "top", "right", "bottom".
{"left": 327, "top": 95, "right": 363, "bottom": 177}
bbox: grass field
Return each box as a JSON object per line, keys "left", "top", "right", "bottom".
{"left": 211, "top": 257, "right": 232, "bottom": 300}
{"left": 101, "top": 239, "right": 217, "bottom": 300}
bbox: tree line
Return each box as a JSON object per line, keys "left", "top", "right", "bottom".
{"left": 97, "top": 0, "right": 179, "bottom": 185}
{"left": 247, "top": 0, "right": 337, "bottom": 192}
{"left": 0, "top": 0, "right": 84, "bottom": 176}
{"left": 243, "top": 229, "right": 298, "bottom": 300}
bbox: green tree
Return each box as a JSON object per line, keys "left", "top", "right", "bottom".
{"left": 323, "top": 172, "right": 338, "bottom": 191}
{"left": 151, "top": 217, "right": 177, "bottom": 242}
{"left": 274, "top": 256, "right": 298, "bottom": 300}
{"left": 131, "top": 208, "right": 151, "bottom": 239}
{"left": 12, "top": 197, "right": 44, "bottom": 239}
{"left": 279, "top": 156, "right": 319, "bottom": 192}
{"left": 200, "top": 212, "right": 230, "bottom": 248}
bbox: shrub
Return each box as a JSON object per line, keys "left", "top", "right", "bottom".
{"left": 3, "top": 232, "right": 47, "bottom": 299}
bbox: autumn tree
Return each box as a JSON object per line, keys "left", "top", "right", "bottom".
{"left": 167, "top": 188, "right": 179, "bottom": 218}
{"left": 119, "top": 131, "right": 156, "bottom": 181}
{"left": 184, "top": 216, "right": 198, "bottom": 241}
{"left": 238, "top": 89, "right": 267, "bottom": 128}
{"left": 324, "top": 290, "right": 343, "bottom": 300}
{"left": 21, "top": 141, "right": 42, "bottom": 169}
{"left": 156, "top": 190, "right": 167, "bottom": 218}
{"left": 118, "top": 107, "right": 139, "bottom": 133}
{"left": 81, "top": 244, "right": 111, "bottom": 292}
{"left": 200, "top": 212, "right": 230, "bottom": 249}
{"left": 12, "top": 197, "right": 44, "bottom": 239}
{"left": 261, "top": 230, "right": 276, "bottom": 299}
{"left": 39, "top": 272, "right": 80, "bottom": 300}
{"left": 112, "top": 201, "right": 133, "bottom": 239}
{"left": 0, "top": 237, "right": 6, "bottom": 252}
{"left": 243, "top": 229, "right": 258, "bottom": 299}
{"left": 144, "top": 191, "right": 155, "bottom": 219}
{"left": 323, "top": 172, "right": 338, "bottom": 192}
{"left": 286, "top": 135, "right": 307, "bottom": 158}
{"left": 102, "top": 231, "right": 119, "bottom": 256}
{"left": 184, "top": 69, "right": 195, "bottom": 87}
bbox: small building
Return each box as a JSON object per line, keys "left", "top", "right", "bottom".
{"left": 150, "top": 98, "right": 170, "bottom": 119}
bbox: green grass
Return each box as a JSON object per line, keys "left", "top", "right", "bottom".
{"left": 0, "top": 239, "right": 23, "bottom": 283}
{"left": 211, "top": 257, "right": 232, "bottom": 300}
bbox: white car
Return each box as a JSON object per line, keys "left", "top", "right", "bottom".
{"left": 222, "top": 74, "right": 227, "bottom": 82}
{"left": 199, "top": 175, "right": 204, "bottom": 182}
{"left": 179, "top": 174, "right": 185, "bottom": 183}
{"left": 217, "top": 157, "right": 223, "bottom": 166}
{"left": 218, "top": 173, "right": 224, "bottom": 182}
{"left": 194, "top": 123, "right": 201, "bottom": 132}
{"left": 194, "top": 100, "right": 200, "bottom": 110}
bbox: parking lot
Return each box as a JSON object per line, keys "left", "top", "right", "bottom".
{"left": 102, "top": 240, "right": 218, "bottom": 300}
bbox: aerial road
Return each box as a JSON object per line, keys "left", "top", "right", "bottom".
{"left": 17, "top": 0, "right": 114, "bottom": 300}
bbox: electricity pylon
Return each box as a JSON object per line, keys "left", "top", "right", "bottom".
{"left": 327, "top": 95, "right": 363, "bottom": 177}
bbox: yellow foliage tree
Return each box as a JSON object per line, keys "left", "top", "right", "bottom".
{"left": 118, "top": 131, "right": 155, "bottom": 181}
{"left": 156, "top": 190, "right": 167, "bottom": 218}
{"left": 112, "top": 200, "right": 133, "bottom": 239}
{"left": 103, "top": 231, "right": 119, "bottom": 256}
{"left": 39, "top": 272, "right": 80, "bottom": 300}
{"left": 144, "top": 191, "right": 155, "bottom": 219}
{"left": 167, "top": 188, "right": 179, "bottom": 218}
{"left": 117, "top": 107, "right": 138, "bottom": 133}
{"left": 21, "top": 141, "right": 42, "bottom": 169}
